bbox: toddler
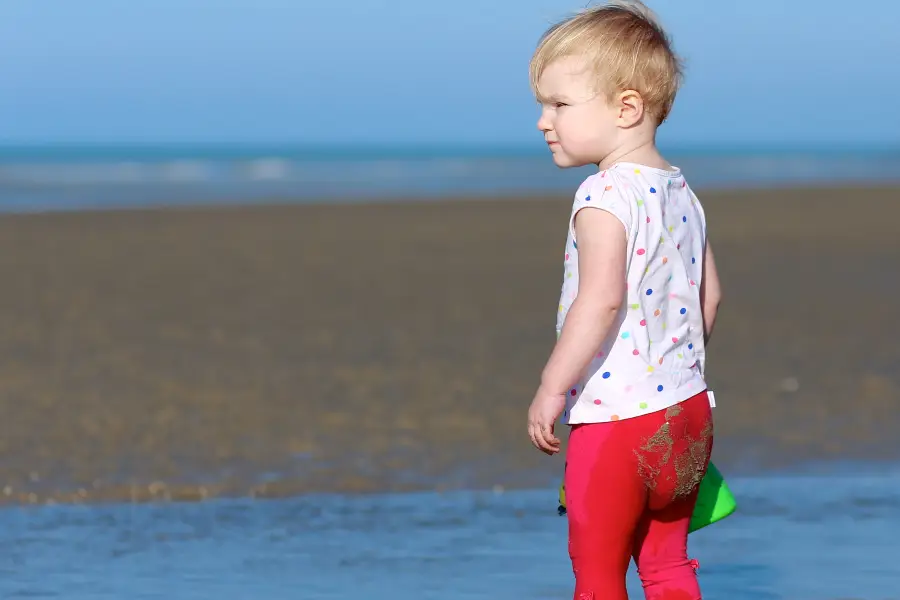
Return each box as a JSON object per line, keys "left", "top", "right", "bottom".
{"left": 525, "top": 3, "right": 723, "bottom": 599}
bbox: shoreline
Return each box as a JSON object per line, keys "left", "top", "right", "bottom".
{"left": 3, "top": 180, "right": 900, "bottom": 219}
{"left": 3, "top": 457, "right": 900, "bottom": 509}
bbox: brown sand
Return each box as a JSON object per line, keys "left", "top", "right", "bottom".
{"left": 0, "top": 186, "right": 898, "bottom": 505}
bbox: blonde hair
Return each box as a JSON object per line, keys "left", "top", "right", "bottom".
{"left": 530, "top": 1, "right": 683, "bottom": 124}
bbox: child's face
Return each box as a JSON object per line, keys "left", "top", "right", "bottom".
{"left": 536, "top": 56, "right": 620, "bottom": 169}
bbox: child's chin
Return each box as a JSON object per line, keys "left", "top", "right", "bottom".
{"left": 553, "top": 154, "right": 591, "bottom": 169}
{"left": 551, "top": 153, "right": 575, "bottom": 168}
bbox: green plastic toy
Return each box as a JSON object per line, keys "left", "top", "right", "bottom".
{"left": 557, "top": 462, "right": 737, "bottom": 533}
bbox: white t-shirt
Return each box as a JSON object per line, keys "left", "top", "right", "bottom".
{"left": 556, "top": 162, "right": 708, "bottom": 424}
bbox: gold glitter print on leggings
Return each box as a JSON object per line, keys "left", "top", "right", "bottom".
{"left": 634, "top": 404, "right": 713, "bottom": 500}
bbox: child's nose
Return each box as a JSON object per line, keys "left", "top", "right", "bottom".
{"left": 537, "top": 108, "right": 553, "bottom": 133}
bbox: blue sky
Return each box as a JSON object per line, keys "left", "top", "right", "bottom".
{"left": 1, "top": 0, "right": 897, "bottom": 148}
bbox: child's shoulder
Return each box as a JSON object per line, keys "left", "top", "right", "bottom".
{"left": 574, "top": 168, "right": 635, "bottom": 205}
{"left": 570, "top": 169, "right": 636, "bottom": 237}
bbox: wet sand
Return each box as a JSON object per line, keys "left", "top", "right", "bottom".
{"left": 0, "top": 186, "right": 898, "bottom": 505}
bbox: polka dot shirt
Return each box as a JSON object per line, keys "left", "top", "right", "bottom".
{"left": 557, "top": 163, "right": 709, "bottom": 424}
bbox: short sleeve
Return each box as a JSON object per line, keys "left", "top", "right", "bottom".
{"left": 690, "top": 189, "right": 708, "bottom": 249}
{"left": 569, "top": 174, "right": 633, "bottom": 245}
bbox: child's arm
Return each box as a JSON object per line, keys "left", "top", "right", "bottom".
{"left": 543, "top": 209, "right": 627, "bottom": 389}
{"left": 528, "top": 208, "right": 627, "bottom": 454}
{"left": 699, "top": 241, "right": 722, "bottom": 345}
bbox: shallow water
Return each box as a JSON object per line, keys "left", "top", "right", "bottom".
{"left": 1, "top": 466, "right": 898, "bottom": 599}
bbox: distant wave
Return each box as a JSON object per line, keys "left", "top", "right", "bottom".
{"left": 1, "top": 148, "right": 898, "bottom": 213}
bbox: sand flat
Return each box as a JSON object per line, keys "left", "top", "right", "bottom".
{"left": 0, "top": 186, "right": 897, "bottom": 504}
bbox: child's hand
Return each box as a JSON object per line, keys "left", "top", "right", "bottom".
{"left": 527, "top": 386, "right": 566, "bottom": 455}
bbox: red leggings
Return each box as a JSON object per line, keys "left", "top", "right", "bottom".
{"left": 564, "top": 391, "right": 713, "bottom": 600}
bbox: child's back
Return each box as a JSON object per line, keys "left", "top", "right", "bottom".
{"left": 558, "top": 163, "right": 709, "bottom": 425}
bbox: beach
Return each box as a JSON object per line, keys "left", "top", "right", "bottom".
{"left": 0, "top": 185, "right": 898, "bottom": 505}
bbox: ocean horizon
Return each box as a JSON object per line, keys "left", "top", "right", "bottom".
{"left": 1, "top": 143, "right": 899, "bottom": 213}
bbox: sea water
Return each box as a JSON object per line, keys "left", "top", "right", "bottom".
{"left": 1, "top": 145, "right": 899, "bottom": 213}
{"left": 1, "top": 466, "right": 897, "bottom": 600}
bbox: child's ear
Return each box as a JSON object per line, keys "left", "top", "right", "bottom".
{"left": 616, "top": 90, "right": 645, "bottom": 128}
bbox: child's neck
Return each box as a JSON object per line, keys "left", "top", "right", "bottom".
{"left": 598, "top": 140, "right": 673, "bottom": 172}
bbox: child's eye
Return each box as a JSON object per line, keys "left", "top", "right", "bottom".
{"left": 554, "top": 102, "right": 568, "bottom": 108}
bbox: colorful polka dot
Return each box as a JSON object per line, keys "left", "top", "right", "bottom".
{"left": 630, "top": 303, "right": 640, "bottom": 310}
{"left": 647, "top": 366, "right": 655, "bottom": 373}
{"left": 677, "top": 244, "right": 681, "bottom": 250}
{"left": 662, "top": 257, "right": 668, "bottom": 264}
{"left": 646, "top": 289, "right": 653, "bottom": 295}
{"left": 688, "top": 343, "right": 694, "bottom": 350}
{"left": 565, "top": 253, "right": 569, "bottom": 260}
{"left": 593, "top": 399, "right": 602, "bottom": 405}
{"left": 637, "top": 199, "right": 644, "bottom": 207}
{"left": 677, "top": 353, "right": 684, "bottom": 359}
{"left": 636, "top": 248, "right": 646, "bottom": 256}
{"left": 650, "top": 187, "right": 657, "bottom": 193}
{"left": 668, "top": 225, "right": 675, "bottom": 233}
{"left": 570, "top": 388, "right": 577, "bottom": 396}
{"left": 640, "top": 319, "right": 647, "bottom": 326}
{"left": 646, "top": 216, "right": 651, "bottom": 223}
{"left": 621, "top": 332, "right": 630, "bottom": 339}
{"left": 605, "top": 185, "right": 613, "bottom": 191}
{"left": 691, "top": 257, "right": 696, "bottom": 264}
{"left": 611, "top": 415, "right": 620, "bottom": 421}
{"left": 633, "top": 349, "right": 640, "bottom": 356}
{"left": 634, "top": 169, "right": 641, "bottom": 174}
{"left": 680, "top": 308, "right": 687, "bottom": 314}
{"left": 640, "top": 402, "right": 648, "bottom": 409}
{"left": 690, "top": 280, "right": 696, "bottom": 286}
{"left": 585, "top": 195, "right": 591, "bottom": 202}
{"left": 602, "top": 372, "right": 611, "bottom": 379}
{"left": 657, "top": 385, "right": 664, "bottom": 392}
{"left": 658, "top": 357, "right": 664, "bottom": 365}
{"left": 654, "top": 309, "right": 661, "bottom": 317}
{"left": 682, "top": 216, "right": 687, "bottom": 223}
